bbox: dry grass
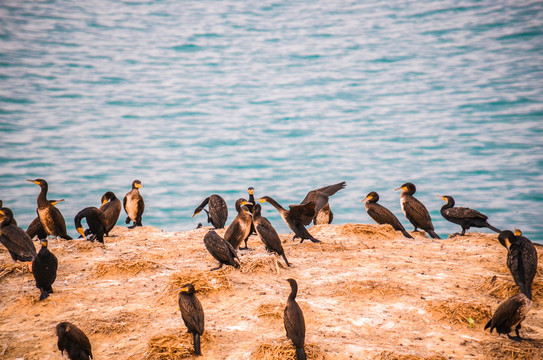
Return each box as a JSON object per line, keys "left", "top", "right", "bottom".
{"left": 341, "top": 223, "right": 396, "bottom": 240}
{"left": 240, "top": 253, "right": 287, "bottom": 274}
{"left": 426, "top": 300, "right": 492, "bottom": 327}
{"left": 476, "top": 275, "right": 542, "bottom": 302}
{"left": 167, "top": 268, "right": 232, "bottom": 295}
{"left": 251, "top": 340, "right": 328, "bottom": 360}
{"left": 481, "top": 339, "right": 543, "bottom": 360}
{"left": 255, "top": 303, "right": 283, "bottom": 319}
{"left": 374, "top": 351, "right": 447, "bottom": 360}
{"left": 88, "top": 312, "right": 139, "bottom": 334}
{"left": 332, "top": 279, "right": 408, "bottom": 298}
{"left": 94, "top": 257, "right": 161, "bottom": 277}
{"left": 0, "top": 262, "right": 30, "bottom": 279}
{"left": 141, "top": 331, "right": 211, "bottom": 360}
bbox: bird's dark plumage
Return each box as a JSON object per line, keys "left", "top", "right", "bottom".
{"left": 99, "top": 191, "right": 121, "bottom": 236}
{"left": 246, "top": 187, "right": 257, "bottom": 239}
{"left": 74, "top": 207, "right": 107, "bottom": 243}
{"left": 301, "top": 181, "right": 346, "bottom": 225}
{"left": 395, "top": 182, "right": 440, "bottom": 239}
{"left": 252, "top": 204, "right": 291, "bottom": 266}
{"left": 27, "top": 179, "right": 72, "bottom": 240}
{"left": 193, "top": 194, "right": 228, "bottom": 229}
{"left": 26, "top": 199, "right": 64, "bottom": 240}
{"left": 259, "top": 196, "right": 319, "bottom": 243}
{"left": 203, "top": 229, "right": 240, "bottom": 271}
{"left": 284, "top": 278, "right": 306, "bottom": 360}
{"left": 485, "top": 293, "right": 532, "bottom": 339}
{"left": 499, "top": 230, "right": 538, "bottom": 300}
{"left": 178, "top": 283, "right": 205, "bottom": 356}
{"left": 439, "top": 195, "right": 500, "bottom": 236}
{"left": 32, "top": 239, "right": 58, "bottom": 300}
{"left": 56, "top": 322, "right": 93, "bottom": 360}
{"left": 0, "top": 207, "right": 36, "bottom": 261}
{"left": 224, "top": 198, "right": 252, "bottom": 250}
{"left": 362, "top": 192, "right": 413, "bottom": 239}
{"left": 123, "top": 180, "right": 144, "bottom": 227}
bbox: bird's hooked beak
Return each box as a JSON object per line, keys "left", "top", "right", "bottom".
{"left": 136, "top": 183, "right": 143, "bottom": 189}
{"left": 248, "top": 189, "right": 254, "bottom": 195}
{"left": 76, "top": 227, "right": 86, "bottom": 240}
{"left": 192, "top": 212, "right": 199, "bottom": 218}
{"left": 514, "top": 228, "right": 522, "bottom": 236}
{"left": 435, "top": 195, "right": 447, "bottom": 202}
{"left": 361, "top": 195, "right": 371, "bottom": 203}
{"left": 51, "top": 199, "right": 64, "bottom": 206}
{"left": 394, "top": 186, "right": 405, "bottom": 192}
{"left": 102, "top": 198, "right": 108, "bottom": 205}
{"left": 0, "top": 209, "right": 4, "bottom": 216}
{"left": 26, "top": 179, "right": 39, "bottom": 185}
{"left": 258, "top": 198, "right": 267, "bottom": 203}
{"left": 174, "top": 285, "right": 190, "bottom": 293}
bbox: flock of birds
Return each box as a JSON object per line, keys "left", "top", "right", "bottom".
{"left": 0, "top": 178, "right": 539, "bottom": 359}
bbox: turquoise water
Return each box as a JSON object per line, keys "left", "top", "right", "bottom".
{"left": 1, "top": 1, "right": 542, "bottom": 244}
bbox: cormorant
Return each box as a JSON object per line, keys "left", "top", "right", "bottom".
{"left": 32, "top": 239, "right": 58, "bottom": 300}
{"left": 438, "top": 195, "right": 500, "bottom": 236}
{"left": 203, "top": 230, "right": 240, "bottom": 271}
{"left": 0, "top": 200, "right": 17, "bottom": 225}
{"left": 56, "top": 322, "right": 93, "bottom": 359}
{"left": 301, "top": 181, "right": 346, "bottom": 225}
{"left": 224, "top": 199, "right": 252, "bottom": 250}
{"left": 0, "top": 207, "right": 36, "bottom": 261}
{"left": 247, "top": 187, "right": 257, "bottom": 236}
{"left": 26, "top": 199, "right": 64, "bottom": 240}
{"left": 284, "top": 278, "right": 306, "bottom": 360}
{"left": 252, "top": 204, "right": 290, "bottom": 267}
{"left": 177, "top": 283, "right": 205, "bottom": 356}
{"left": 485, "top": 293, "right": 532, "bottom": 340}
{"left": 498, "top": 230, "right": 538, "bottom": 300}
{"left": 362, "top": 192, "right": 413, "bottom": 239}
{"left": 123, "top": 180, "right": 145, "bottom": 227}
{"left": 394, "top": 182, "right": 440, "bottom": 239}
{"left": 99, "top": 191, "right": 121, "bottom": 236}
{"left": 74, "top": 207, "right": 107, "bottom": 243}
{"left": 193, "top": 194, "right": 228, "bottom": 229}
{"left": 259, "top": 196, "right": 319, "bottom": 243}
{"left": 27, "top": 179, "right": 72, "bottom": 239}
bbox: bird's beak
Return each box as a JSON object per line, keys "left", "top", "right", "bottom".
{"left": 258, "top": 198, "right": 266, "bottom": 203}
{"left": 174, "top": 286, "right": 189, "bottom": 293}
{"left": 361, "top": 196, "right": 370, "bottom": 203}
{"left": 514, "top": 228, "right": 522, "bottom": 236}
{"left": 26, "top": 179, "right": 37, "bottom": 184}
{"left": 248, "top": 190, "right": 254, "bottom": 195}
{"left": 192, "top": 212, "right": 199, "bottom": 218}
{"left": 102, "top": 198, "right": 108, "bottom": 205}
{"left": 0, "top": 209, "right": 4, "bottom": 215}
{"left": 394, "top": 187, "right": 403, "bottom": 191}
{"left": 137, "top": 184, "right": 143, "bottom": 188}
{"left": 76, "top": 227, "right": 86, "bottom": 240}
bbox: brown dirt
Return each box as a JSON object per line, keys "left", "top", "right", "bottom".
{"left": 0, "top": 224, "right": 542, "bottom": 359}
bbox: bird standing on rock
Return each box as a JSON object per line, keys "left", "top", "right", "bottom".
{"left": 252, "top": 204, "right": 290, "bottom": 267}
{"left": 193, "top": 194, "right": 228, "bottom": 229}
{"left": 27, "top": 179, "right": 72, "bottom": 239}
{"left": 438, "top": 195, "right": 500, "bottom": 236}
{"left": 203, "top": 229, "right": 240, "bottom": 271}
{"left": 284, "top": 278, "right": 306, "bottom": 360}
{"left": 99, "top": 191, "right": 121, "bottom": 236}
{"left": 395, "top": 182, "right": 440, "bottom": 239}
{"left": 26, "top": 199, "right": 64, "bottom": 240}
{"left": 224, "top": 199, "right": 252, "bottom": 250}
{"left": 301, "top": 181, "right": 346, "bottom": 225}
{"left": 362, "top": 191, "right": 413, "bottom": 239}
{"left": 56, "top": 322, "right": 93, "bottom": 359}
{"left": 74, "top": 207, "right": 107, "bottom": 243}
{"left": 498, "top": 230, "right": 538, "bottom": 300}
{"left": 32, "top": 239, "right": 57, "bottom": 300}
{"left": 485, "top": 293, "right": 532, "bottom": 340}
{"left": 0, "top": 207, "right": 36, "bottom": 261}
{"left": 123, "top": 180, "right": 145, "bottom": 227}
{"left": 177, "top": 283, "right": 205, "bottom": 356}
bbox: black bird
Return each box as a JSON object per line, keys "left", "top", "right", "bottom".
{"left": 394, "top": 182, "right": 440, "bottom": 239}
{"left": 362, "top": 191, "right": 413, "bottom": 239}
{"left": 0, "top": 200, "right": 16, "bottom": 225}
{"left": 224, "top": 199, "right": 252, "bottom": 250}
{"left": 0, "top": 207, "right": 36, "bottom": 261}
{"left": 193, "top": 194, "right": 228, "bottom": 229}
{"left": 26, "top": 199, "right": 64, "bottom": 240}
{"left": 74, "top": 207, "right": 107, "bottom": 243}
{"left": 438, "top": 195, "right": 500, "bottom": 236}
{"left": 485, "top": 293, "right": 532, "bottom": 340}
{"left": 203, "top": 230, "right": 240, "bottom": 271}
{"left": 252, "top": 204, "right": 290, "bottom": 267}
{"left": 177, "top": 283, "right": 205, "bottom": 356}
{"left": 498, "top": 230, "right": 538, "bottom": 300}
{"left": 284, "top": 278, "right": 306, "bottom": 360}
{"left": 27, "top": 179, "right": 72, "bottom": 239}
{"left": 259, "top": 196, "right": 318, "bottom": 243}
{"left": 123, "top": 180, "right": 145, "bottom": 227}
{"left": 56, "top": 322, "right": 93, "bottom": 360}
{"left": 247, "top": 187, "right": 257, "bottom": 236}
{"left": 99, "top": 191, "right": 121, "bottom": 236}
{"left": 32, "top": 239, "right": 58, "bottom": 300}
{"left": 301, "top": 181, "right": 346, "bottom": 225}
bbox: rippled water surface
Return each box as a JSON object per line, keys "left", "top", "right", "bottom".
{"left": 1, "top": 0, "right": 542, "bottom": 243}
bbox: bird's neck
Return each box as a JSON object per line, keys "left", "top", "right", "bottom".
{"left": 288, "top": 284, "right": 298, "bottom": 301}
{"left": 264, "top": 197, "right": 286, "bottom": 212}
{"left": 37, "top": 185, "right": 49, "bottom": 207}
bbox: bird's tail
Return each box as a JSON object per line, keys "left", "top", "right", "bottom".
{"left": 401, "top": 230, "right": 413, "bottom": 239}
{"left": 125, "top": 216, "right": 130, "bottom": 224}
{"left": 484, "top": 319, "right": 492, "bottom": 332}
{"left": 296, "top": 346, "right": 307, "bottom": 360}
{"left": 486, "top": 223, "right": 501, "bottom": 233}
{"left": 428, "top": 230, "right": 441, "bottom": 239}
{"left": 193, "top": 333, "right": 201, "bottom": 355}
{"left": 282, "top": 253, "right": 291, "bottom": 267}
{"left": 63, "top": 234, "right": 72, "bottom": 240}
{"left": 519, "top": 283, "right": 533, "bottom": 301}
